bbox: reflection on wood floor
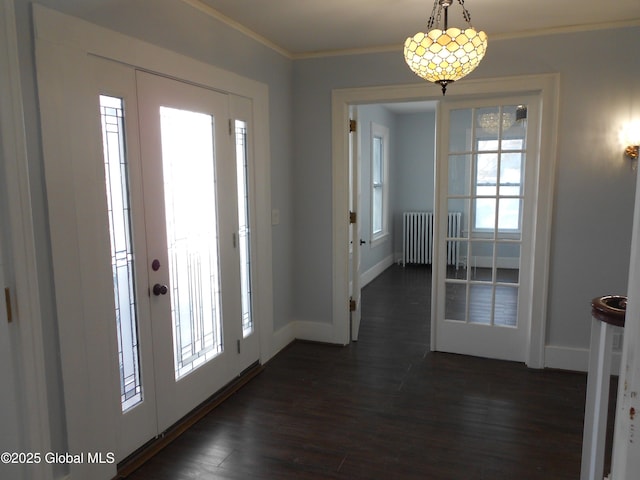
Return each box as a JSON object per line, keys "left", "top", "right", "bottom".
{"left": 127, "top": 264, "right": 614, "bottom": 480}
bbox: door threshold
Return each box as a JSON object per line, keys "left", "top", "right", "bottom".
{"left": 114, "top": 361, "right": 263, "bottom": 479}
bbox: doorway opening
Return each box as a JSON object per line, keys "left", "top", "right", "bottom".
{"left": 348, "top": 100, "right": 437, "bottom": 345}
{"left": 334, "top": 74, "right": 559, "bottom": 368}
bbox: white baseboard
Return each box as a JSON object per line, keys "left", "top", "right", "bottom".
{"left": 275, "top": 324, "right": 624, "bottom": 376}
{"left": 294, "top": 320, "right": 338, "bottom": 344}
{"left": 271, "top": 319, "right": 344, "bottom": 358}
{"left": 544, "top": 344, "right": 622, "bottom": 375}
{"left": 271, "top": 322, "right": 297, "bottom": 359}
{"left": 360, "top": 254, "right": 394, "bottom": 288}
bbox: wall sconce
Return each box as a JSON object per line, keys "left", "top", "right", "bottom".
{"left": 623, "top": 121, "right": 640, "bottom": 164}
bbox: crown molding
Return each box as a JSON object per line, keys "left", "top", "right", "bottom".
{"left": 181, "top": 0, "right": 292, "bottom": 59}
{"left": 181, "top": 2, "right": 640, "bottom": 61}
{"left": 293, "top": 18, "right": 640, "bottom": 59}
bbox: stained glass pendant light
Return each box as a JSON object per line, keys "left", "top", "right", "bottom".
{"left": 404, "top": 0, "right": 487, "bottom": 95}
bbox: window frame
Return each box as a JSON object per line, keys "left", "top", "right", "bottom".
{"left": 370, "top": 122, "right": 390, "bottom": 245}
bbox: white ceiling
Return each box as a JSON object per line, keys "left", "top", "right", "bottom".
{"left": 193, "top": 0, "right": 640, "bottom": 57}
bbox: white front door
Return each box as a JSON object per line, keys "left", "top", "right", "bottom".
{"left": 95, "top": 60, "right": 259, "bottom": 459}
{"left": 136, "top": 71, "right": 253, "bottom": 431}
{"left": 433, "top": 96, "right": 539, "bottom": 362}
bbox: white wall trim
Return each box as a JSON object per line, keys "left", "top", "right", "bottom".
{"left": 545, "top": 344, "right": 622, "bottom": 376}
{"left": 0, "top": 1, "right": 53, "bottom": 478}
{"left": 273, "top": 320, "right": 342, "bottom": 347}
{"left": 271, "top": 323, "right": 296, "bottom": 357}
{"left": 180, "top": 0, "right": 291, "bottom": 59}
{"left": 293, "top": 321, "right": 337, "bottom": 344}
{"left": 360, "top": 255, "right": 394, "bottom": 288}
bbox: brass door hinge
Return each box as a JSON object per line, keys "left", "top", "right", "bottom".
{"left": 4, "top": 288, "right": 12, "bottom": 323}
{"left": 349, "top": 297, "right": 356, "bottom": 312}
{"left": 349, "top": 119, "right": 357, "bottom": 133}
{"left": 349, "top": 211, "right": 357, "bottom": 224}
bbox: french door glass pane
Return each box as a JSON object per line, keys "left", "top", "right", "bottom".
{"left": 476, "top": 106, "right": 502, "bottom": 140}
{"left": 469, "top": 284, "right": 492, "bottom": 325}
{"left": 496, "top": 243, "right": 520, "bottom": 284}
{"left": 498, "top": 197, "right": 521, "bottom": 230}
{"left": 445, "top": 282, "right": 466, "bottom": 321}
{"left": 469, "top": 241, "right": 494, "bottom": 281}
{"left": 494, "top": 286, "right": 518, "bottom": 327}
{"left": 99, "top": 95, "right": 142, "bottom": 412}
{"left": 476, "top": 153, "right": 498, "bottom": 193}
{"left": 500, "top": 152, "right": 523, "bottom": 186}
{"left": 235, "top": 120, "right": 254, "bottom": 337}
{"left": 449, "top": 108, "right": 472, "bottom": 152}
{"left": 447, "top": 240, "right": 468, "bottom": 280}
{"left": 474, "top": 197, "right": 496, "bottom": 231}
{"left": 159, "top": 107, "right": 223, "bottom": 380}
{"left": 448, "top": 155, "right": 471, "bottom": 196}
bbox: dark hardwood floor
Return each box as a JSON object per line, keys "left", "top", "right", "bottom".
{"left": 126, "top": 264, "right": 614, "bottom": 479}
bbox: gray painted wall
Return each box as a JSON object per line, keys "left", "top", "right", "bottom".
{"left": 393, "top": 111, "right": 436, "bottom": 257}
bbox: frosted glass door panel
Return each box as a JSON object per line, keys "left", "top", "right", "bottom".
{"left": 159, "top": 107, "right": 223, "bottom": 380}
{"left": 234, "top": 120, "right": 254, "bottom": 337}
{"left": 99, "top": 95, "right": 143, "bottom": 411}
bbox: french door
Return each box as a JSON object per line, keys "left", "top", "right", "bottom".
{"left": 434, "top": 96, "right": 539, "bottom": 362}
{"left": 96, "top": 61, "right": 259, "bottom": 458}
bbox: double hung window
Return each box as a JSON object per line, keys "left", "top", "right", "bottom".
{"left": 371, "top": 123, "right": 389, "bottom": 242}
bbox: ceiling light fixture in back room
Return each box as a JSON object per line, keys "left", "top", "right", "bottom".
{"left": 404, "top": 0, "right": 487, "bottom": 95}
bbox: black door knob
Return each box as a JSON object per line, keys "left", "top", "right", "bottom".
{"left": 152, "top": 284, "right": 168, "bottom": 296}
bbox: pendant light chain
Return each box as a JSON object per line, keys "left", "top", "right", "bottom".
{"left": 458, "top": 0, "right": 473, "bottom": 26}
{"left": 428, "top": 0, "right": 473, "bottom": 30}
{"left": 427, "top": 0, "right": 439, "bottom": 30}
